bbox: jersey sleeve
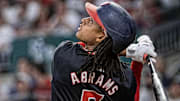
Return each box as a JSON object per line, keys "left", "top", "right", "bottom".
{"left": 130, "top": 61, "right": 143, "bottom": 101}
{"left": 52, "top": 40, "right": 73, "bottom": 76}
{"left": 53, "top": 40, "right": 74, "bottom": 61}
{"left": 54, "top": 40, "right": 73, "bottom": 56}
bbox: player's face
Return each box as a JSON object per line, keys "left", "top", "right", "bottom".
{"left": 76, "top": 17, "right": 105, "bottom": 45}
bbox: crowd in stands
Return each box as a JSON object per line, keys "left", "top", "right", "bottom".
{"left": 0, "top": 0, "right": 179, "bottom": 101}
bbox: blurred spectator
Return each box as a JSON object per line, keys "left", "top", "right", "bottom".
{"left": 0, "top": 76, "right": 14, "bottom": 101}
{"left": 17, "top": 57, "right": 32, "bottom": 75}
{"left": 66, "top": 0, "right": 85, "bottom": 17}
{"left": 15, "top": 0, "right": 41, "bottom": 37}
{"left": 155, "top": 56, "right": 171, "bottom": 88}
{"left": 48, "top": 0, "right": 81, "bottom": 36}
{"left": 0, "top": 12, "right": 16, "bottom": 72}
{"left": 12, "top": 57, "right": 51, "bottom": 101}
{"left": 1, "top": 0, "right": 22, "bottom": 26}
{"left": 16, "top": 57, "right": 36, "bottom": 89}
{"left": 0, "top": 13, "right": 16, "bottom": 51}
{"left": 24, "top": 0, "right": 41, "bottom": 25}
{"left": 159, "top": 0, "right": 180, "bottom": 8}
{"left": 31, "top": 62, "right": 51, "bottom": 101}
{"left": 32, "top": 5, "right": 50, "bottom": 36}
{"left": 132, "top": 0, "right": 162, "bottom": 30}
{"left": 168, "top": 75, "right": 180, "bottom": 101}
{"left": 41, "top": 0, "right": 54, "bottom": 6}
{"left": 9, "top": 72, "right": 33, "bottom": 101}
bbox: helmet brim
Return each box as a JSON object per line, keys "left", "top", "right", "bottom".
{"left": 85, "top": 2, "right": 105, "bottom": 30}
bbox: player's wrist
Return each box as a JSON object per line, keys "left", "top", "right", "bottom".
{"left": 118, "top": 49, "right": 126, "bottom": 56}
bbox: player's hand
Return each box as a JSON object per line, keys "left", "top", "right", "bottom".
{"left": 126, "top": 35, "right": 157, "bottom": 63}
{"left": 137, "top": 35, "right": 153, "bottom": 44}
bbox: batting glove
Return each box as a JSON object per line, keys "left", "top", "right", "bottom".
{"left": 126, "top": 35, "right": 157, "bottom": 63}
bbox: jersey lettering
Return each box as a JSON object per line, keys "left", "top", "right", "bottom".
{"left": 95, "top": 74, "right": 104, "bottom": 87}
{"left": 81, "top": 89, "right": 104, "bottom": 101}
{"left": 102, "top": 78, "right": 115, "bottom": 91}
{"left": 70, "top": 71, "right": 119, "bottom": 95}
{"left": 71, "top": 72, "right": 80, "bottom": 85}
{"left": 81, "top": 71, "right": 88, "bottom": 83}
{"left": 88, "top": 72, "right": 95, "bottom": 84}
{"left": 108, "top": 85, "right": 119, "bottom": 95}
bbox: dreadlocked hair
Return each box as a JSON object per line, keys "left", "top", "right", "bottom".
{"left": 80, "top": 37, "right": 127, "bottom": 81}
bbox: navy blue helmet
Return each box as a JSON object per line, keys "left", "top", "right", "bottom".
{"left": 86, "top": 2, "right": 137, "bottom": 54}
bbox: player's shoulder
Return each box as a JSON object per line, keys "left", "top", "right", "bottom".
{"left": 53, "top": 40, "right": 73, "bottom": 57}
{"left": 55, "top": 40, "right": 73, "bottom": 51}
{"left": 55, "top": 41, "right": 85, "bottom": 52}
{"left": 53, "top": 40, "right": 82, "bottom": 57}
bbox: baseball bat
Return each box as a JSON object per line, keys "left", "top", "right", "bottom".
{"left": 145, "top": 56, "right": 169, "bottom": 101}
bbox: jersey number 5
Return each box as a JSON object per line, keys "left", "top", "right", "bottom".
{"left": 81, "top": 89, "right": 104, "bottom": 101}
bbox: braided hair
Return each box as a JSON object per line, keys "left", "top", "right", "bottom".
{"left": 80, "top": 37, "right": 127, "bottom": 81}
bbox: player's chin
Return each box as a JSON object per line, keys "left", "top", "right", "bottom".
{"left": 76, "top": 31, "right": 82, "bottom": 40}
{"left": 76, "top": 31, "right": 80, "bottom": 38}
{"left": 76, "top": 32, "right": 86, "bottom": 43}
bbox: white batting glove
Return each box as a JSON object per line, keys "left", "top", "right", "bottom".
{"left": 126, "top": 35, "right": 157, "bottom": 63}
{"left": 137, "top": 35, "right": 152, "bottom": 44}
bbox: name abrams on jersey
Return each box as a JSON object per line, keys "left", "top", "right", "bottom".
{"left": 70, "top": 71, "right": 118, "bottom": 96}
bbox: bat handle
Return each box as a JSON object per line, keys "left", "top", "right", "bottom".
{"left": 145, "top": 55, "right": 156, "bottom": 74}
{"left": 144, "top": 54, "right": 169, "bottom": 101}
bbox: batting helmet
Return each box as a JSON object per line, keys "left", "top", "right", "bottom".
{"left": 85, "top": 2, "right": 137, "bottom": 54}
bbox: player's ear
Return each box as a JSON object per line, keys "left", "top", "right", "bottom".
{"left": 96, "top": 31, "right": 106, "bottom": 43}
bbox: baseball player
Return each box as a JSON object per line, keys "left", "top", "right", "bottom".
{"left": 51, "top": 1, "right": 157, "bottom": 101}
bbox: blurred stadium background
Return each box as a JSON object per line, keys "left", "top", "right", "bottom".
{"left": 0, "top": 0, "right": 179, "bottom": 101}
